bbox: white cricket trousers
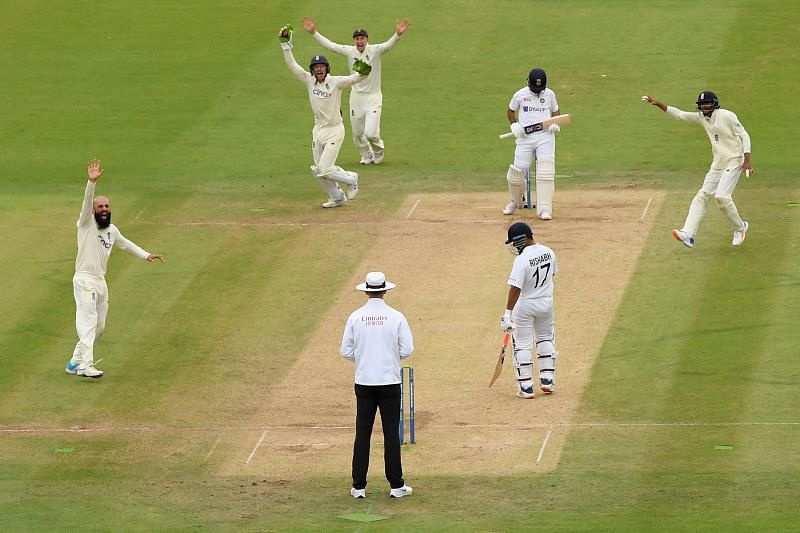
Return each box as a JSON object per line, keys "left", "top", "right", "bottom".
{"left": 682, "top": 166, "right": 745, "bottom": 236}
{"left": 312, "top": 123, "right": 345, "bottom": 174}
{"left": 513, "top": 133, "right": 555, "bottom": 170}
{"left": 71, "top": 272, "right": 109, "bottom": 367}
{"left": 350, "top": 91, "right": 384, "bottom": 157}
{"left": 511, "top": 296, "right": 555, "bottom": 359}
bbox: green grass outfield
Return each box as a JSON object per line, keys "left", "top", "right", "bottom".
{"left": 1, "top": 0, "right": 799, "bottom": 530}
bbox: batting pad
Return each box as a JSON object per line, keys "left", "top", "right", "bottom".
{"left": 535, "top": 159, "right": 555, "bottom": 215}
{"left": 506, "top": 165, "right": 527, "bottom": 207}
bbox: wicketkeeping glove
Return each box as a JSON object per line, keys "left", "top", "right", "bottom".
{"left": 278, "top": 24, "right": 294, "bottom": 49}
{"left": 352, "top": 59, "right": 372, "bottom": 76}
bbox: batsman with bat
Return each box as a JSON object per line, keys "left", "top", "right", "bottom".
{"left": 643, "top": 92, "right": 753, "bottom": 247}
{"left": 503, "top": 68, "right": 563, "bottom": 219}
{"left": 278, "top": 24, "right": 372, "bottom": 208}
{"left": 500, "top": 222, "right": 559, "bottom": 398}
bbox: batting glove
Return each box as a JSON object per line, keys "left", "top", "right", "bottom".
{"left": 352, "top": 58, "right": 372, "bottom": 76}
{"left": 278, "top": 24, "right": 294, "bottom": 48}
{"left": 510, "top": 122, "right": 525, "bottom": 139}
{"left": 500, "top": 310, "right": 514, "bottom": 333}
{"left": 548, "top": 124, "right": 560, "bottom": 134}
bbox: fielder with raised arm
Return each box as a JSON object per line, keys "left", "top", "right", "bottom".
{"left": 504, "top": 68, "right": 562, "bottom": 219}
{"left": 66, "top": 160, "right": 164, "bottom": 378}
{"left": 500, "top": 222, "right": 559, "bottom": 398}
{"left": 643, "top": 92, "right": 753, "bottom": 247}
{"left": 279, "top": 24, "right": 371, "bottom": 208}
{"left": 302, "top": 17, "right": 410, "bottom": 165}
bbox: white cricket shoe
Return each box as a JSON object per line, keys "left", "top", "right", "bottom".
{"left": 372, "top": 151, "right": 384, "bottom": 165}
{"left": 359, "top": 152, "right": 374, "bottom": 165}
{"left": 389, "top": 485, "right": 413, "bottom": 498}
{"left": 540, "top": 378, "right": 555, "bottom": 394}
{"left": 502, "top": 201, "right": 517, "bottom": 215}
{"left": 672, "top": 229, "right": 695, "bottom": 248}
{"left": 732, "top": 221, "right": 749, "bottom": 246}
{"left": 351, "top": 488, "right": 366, "bottom": 499}
{"left": 517, "top": 386, "right": 535, "bottom": 399}
{"left": 539, "top": 211, "right": 552, "bottom": 220}
{"left": 346, "top": 173, "right": 359, "bottom": 200}
{"left": 77, "top": 365, "right": 104, "bottom": 378}
{"left": 322, "top": 196, "right": 347, "bottom": 208}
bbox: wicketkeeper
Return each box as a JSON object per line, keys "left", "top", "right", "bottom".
{"left": 278, "top": 24, "right": 372, "bottom": 207}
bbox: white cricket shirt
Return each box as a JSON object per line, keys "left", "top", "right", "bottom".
{"left": 509, "top": 87, "right": 559, "bottom": 132}
{"left": 341, "top": 297, "right": 414, "bottom": 385}
{"left": 508, "top": 243, "right": 558, "bottom": 300}
{"left": 666, "top": 107, "right": 751, "bottom": 170}
{"left": 283, "top": 48, "right": 363, "bottom": 127}
{"left": 75, "top": 181, "right": 150, "bottom": 278}
{"left": 311, "top": 32, "right": 400, "bottom": 95}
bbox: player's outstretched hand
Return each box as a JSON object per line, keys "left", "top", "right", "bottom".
{"left": 278, "top": 24, "right": 294, "bottom": 49}
{"left": 641, "top": 95, "right": 655, "bottom": 104}
{"left": 147, "top": 254, "right": 165, "bottom": 263}
{"left": 396, "top": 18, "right": 410, "bottom": 36}
{"left": 87, "top": 159, "right": 103, "bottom": 182}
{"left": 301, "top": 17, "right": 316, "bottom": 33}
{"left": 352, "top": 59, "right": 372, "bottom": 76}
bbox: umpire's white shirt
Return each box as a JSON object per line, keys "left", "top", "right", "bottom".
{"left": 311, "top": 32, "right": 400, "bottom": 95}
{"left": 341, "top": 298, "right": 414, "bottom": 385}
{"left": 509, "top": 87, "right": 559, "bottom": 131}
{"left": 508, "top": 243, "right": 558, "bottom": 300}
{"left": 666, "top": 107, "right": 751, "bottom": 170}
{"left": 76, "top": 181, "right": 149, "bottom": 278}
{"left": 282, "top": 48, "right": 363, "bottom": 128}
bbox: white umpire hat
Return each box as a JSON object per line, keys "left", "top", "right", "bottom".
{"left": 356, "top": 271, "right": 396, "bottom": 292}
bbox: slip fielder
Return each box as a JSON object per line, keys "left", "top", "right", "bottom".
{"left": 643, "top": 92, "right": 753, "bottom": 247}
{"left": 503, "top": 68, "right": 562, "bottom": 219}
{"left": 302, "top": 17, "right": 410, "bottom": 165}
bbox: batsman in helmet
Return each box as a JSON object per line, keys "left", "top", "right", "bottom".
{"left": 500, "top": 222, "right": 559, "bottom": 398}
{"left": 503, "top": 68, "right": 564, "bottom": 219}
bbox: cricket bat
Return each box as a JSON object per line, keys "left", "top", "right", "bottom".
{"left": 499, "top": 114, "right": 572, "bottom": 139}
{"left": 488, "top": 332, "right": 511, "bottom": 388}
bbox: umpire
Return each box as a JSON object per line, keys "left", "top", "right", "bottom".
{"left": 340, "top": 272, "right": 414, "bottom": 499}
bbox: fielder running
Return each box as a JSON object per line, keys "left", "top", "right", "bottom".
{"left": 500, "top": 222, "right": 559, "bottom": 398}
{"left": 279, "top": 25, "right": 371, "bottom": 208}
{"left": 66, "top": 160, "right": 164, "bottom": 378}
{"left": 302, "top": 17, "right": 410, "bottom": 165}
{"left": 643, "top": 92, "right": 753, "bottom": 247}
{"left": 504, "top": 68, "right": 562, "bottom": 219}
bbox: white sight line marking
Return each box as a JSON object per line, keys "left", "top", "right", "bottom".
{"left": 405, "top": 199, "right": 421, "bottom": 220}
{"left": 536, "top": 427, "right": 553, "bottom": 465}
{"left": 204, "top": 436, "right": 220, "bottom": 462}
{"left": 640, "top": 197, "right": 653, "bottom": 221}
{"left": 245, "top": 430, "right": 267, "bottom": 464}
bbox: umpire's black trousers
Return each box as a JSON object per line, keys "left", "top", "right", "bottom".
{"left": 352, "top": 383, "right": 404, "bottom": 490}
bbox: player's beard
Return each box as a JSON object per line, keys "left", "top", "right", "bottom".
{"left": 94, "top": 211, "right": 112, "bottom": 229}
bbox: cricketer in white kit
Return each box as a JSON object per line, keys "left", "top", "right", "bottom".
{"left": 280, "top": 29, "right": 368, "bottom": 208}
{"left": 302, "top": 17, "right": 410, "bottom": 165}
{"left": 504, "top": 68, "right": 562, "bottom": 220}
{"left": 66, "top": 160, "right": 164, "bottom": 378}
{"left": 643, "top": 91, "right": 753, "bottom": 247}
{"left": 500, "top": 222, "right": 559, "bottom": 398}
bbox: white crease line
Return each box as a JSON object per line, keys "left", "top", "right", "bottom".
{"left": 245, "top": 430, "right": 267, "bottom": 464}
{"left": 405, "top": 199, "right": 421, "bottom": 219}
{"left": 204, "top": 436, "right": 220, "bottom": 463}
{"left": 536, "top": 427, "right": 553, "bottom": 465}
{"left": 135, "top": 207, "right": 147, "bottom": 220}
{"left": 640, "top": 197, "right": 653, "bottom": 221}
